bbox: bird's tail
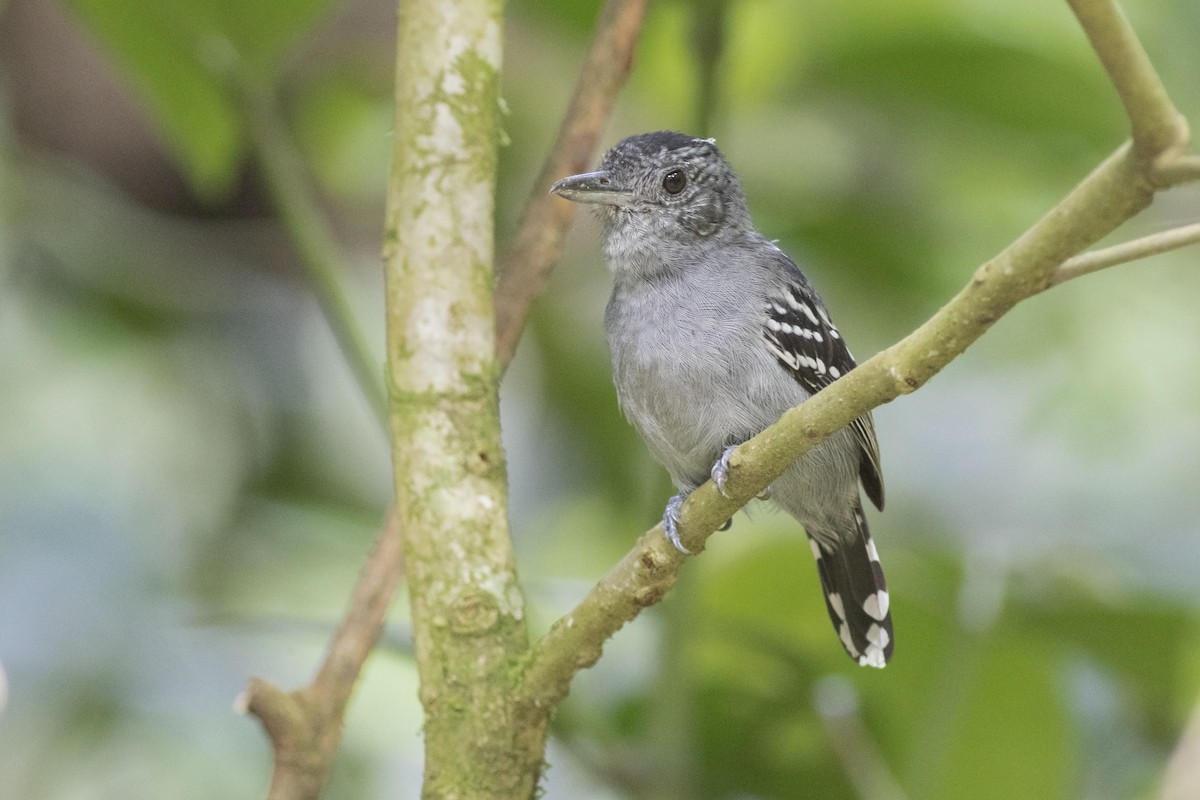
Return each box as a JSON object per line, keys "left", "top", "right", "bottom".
{"left": 807, "top": 505, "right": 893, "bottom": 668}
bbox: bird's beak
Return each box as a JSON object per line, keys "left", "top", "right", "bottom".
{"left": 549, "top": 170, "right": 635, "bottom": 207}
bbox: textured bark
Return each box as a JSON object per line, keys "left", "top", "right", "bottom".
{"left": 383, "top": 0, "right": 548, "bottom": 796}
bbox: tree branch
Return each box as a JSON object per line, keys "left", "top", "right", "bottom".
{"left": 493, "top": 0, "right": 648, "bottom": 371}
{"left": 240, "top": 510, "right": 405, "bottom": 800}
{"left": 1050, "top": 220, "right": 1200, "bottom": 286}
{"left": 383, "top": 0, "right": 548, "bottom": 795}
{"left": 519, "top": 0, "right": 1200, "bottom": 704}
{"left": 1152, "top": 154, "right": 1200, "bottom": 186}
{"left": 1067, "top": 0, "right": 1190, "bottom": 162}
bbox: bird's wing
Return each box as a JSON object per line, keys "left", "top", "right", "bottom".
{"left": 760, "top": 260, "right": 885, "bottom": 510}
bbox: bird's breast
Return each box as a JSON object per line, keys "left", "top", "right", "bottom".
{"left": 604, "top": 271, "right": 803, "bottom": 486}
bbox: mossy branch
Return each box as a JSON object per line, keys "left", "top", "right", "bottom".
{"left": 382, "top": 0, "right": 548, "bottom": 796}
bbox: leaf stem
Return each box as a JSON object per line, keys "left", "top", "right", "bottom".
{"left": 243, "top": 83, "right": 388, "bottom": 429}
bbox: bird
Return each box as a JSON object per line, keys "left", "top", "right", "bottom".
{"left": 550, "top": 130, "right": 893, "bottom": 668}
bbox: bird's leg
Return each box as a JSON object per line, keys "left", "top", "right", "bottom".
{"left": 712, "top": 444, "right": 772, "bottom": 501}
{"left": 710, "top": 445, "right": 738, "bottom": 497}
{"left": 662, "top": 495, "right": 729, "bottom": 554}
{"left": 662, "top": 494, "right": 690, "bottom": 554}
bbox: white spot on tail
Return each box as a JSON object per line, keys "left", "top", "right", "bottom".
{"left": 838, "top": 623, "right": 859, "bottom": 657}
{"left": 865, "top": 538, "right": 880, "bottom": 563}
{"left": 828, "top": 592, "right": 845, "bottom": 621}
{"left": 863, "top": 590, "right": 890, "bottom": 621}
{"left": 809, "top": 538, "right": 823, "bottom": 560}
{"left": 866, "top": 624, "right": 890, "bottom": 648}
{"left": 856, "top": 624, "right": 890, "bottom": 668}
{"left": 858, "top": 646, "right": 887, "bottom": 668}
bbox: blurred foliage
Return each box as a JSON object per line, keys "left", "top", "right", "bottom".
{"left": 2, "top": 0, "right": 1200, "bottom": 798}
{"left": 62, "top": 0, "right": 336, "bottom": 196}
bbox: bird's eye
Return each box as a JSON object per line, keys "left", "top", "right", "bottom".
{"left": 662, "top": 170, "right": 687, "bottom": 194}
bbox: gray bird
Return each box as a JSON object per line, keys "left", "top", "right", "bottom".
{"left": 551, "top": 130, "right": 893, "bottom": 667}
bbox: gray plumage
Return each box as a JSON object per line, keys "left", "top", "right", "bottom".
{"left": 551, "top": 130, "right": 893, "bottom": 668}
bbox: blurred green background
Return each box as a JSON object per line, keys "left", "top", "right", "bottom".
{"left": 2, "top": 0, "right": 1200, "bottom": 797}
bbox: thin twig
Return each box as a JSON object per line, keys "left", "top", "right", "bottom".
{"left": 493, "top": 0, "right": 649, "bottom": 371}
{"left": 243, "top": 84, "right": 389, "bottom": 428}
{"left": 1050, "top": 220, "right": 1200, "bottom": 286}
{"left": 814, "top": 678, "right": 909, "bottom": 800}
{"left": 240, "top": 509, "right": 404, "bottom": 800}
{"left": 1160, "top": 697, "right": 1200, "bottom": 800}
{"left": 309, "top": 508, "right": 405, "bottom": 704}
{"left": 1153, "top": 154, "right": 1200, "bottom": 186}
{"left": 239, "top": 83, "right": 403, "bottom": 799}
{"left": 1067, "top": 0, "right": 1189, "bottom": 160}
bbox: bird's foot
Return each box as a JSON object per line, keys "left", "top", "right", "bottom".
{"left": 711, "top": 445, "right": 738, "bottom": 497}
{"left": 663, "top": 494, "right": 691, "bottom": 554}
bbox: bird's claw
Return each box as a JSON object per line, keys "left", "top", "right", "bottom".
{"left": 711, "top": 445, "right": 738, "bottom": 497}
{"left": 663, "top": 494, "right": 691, "bottom": 554}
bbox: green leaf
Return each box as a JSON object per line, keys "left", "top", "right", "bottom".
{"left": 1018, "top": 592, "right": 1193, "bottom": 725}
{"left": 924, "top": 635, "right": 1076, "bottom": 800}
{"left": 63, "top": 0, "right": 335, "bottom": 198}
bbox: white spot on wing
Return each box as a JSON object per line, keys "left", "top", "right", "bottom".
{"left": 787, "top": 294, "right": 820, "bottom": 325}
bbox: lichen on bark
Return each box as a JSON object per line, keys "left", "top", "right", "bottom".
{"left": 383, "top": 0, "right": 548, "bottom": 796}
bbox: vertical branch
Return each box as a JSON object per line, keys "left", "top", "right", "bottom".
{"left": 384, "top": 0, "right": 547, "bottom": 796}
{"left": 493, "top": 0, "right": 648, "bottom": 369}
{"left": 691, "top": 0, "right": 728, "bottom": 137}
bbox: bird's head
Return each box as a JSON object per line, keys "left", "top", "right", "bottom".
{"left": 551, "top": 131, "right": 752, "bottom": 273}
